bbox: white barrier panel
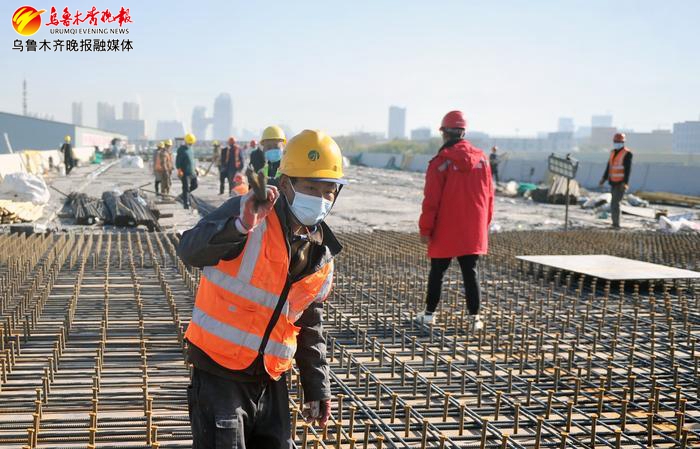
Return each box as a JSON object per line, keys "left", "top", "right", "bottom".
{"left": 72, "top": 146, "right": 96, "bottom": 163}
{"left": 0, "top": 154, "right": 25, "bottom": 179}
{"left": 355, "top": 152, "right": 700, "bottom": 196}
{"left": 359, "top": 153, "right": 404, "bottom": 169}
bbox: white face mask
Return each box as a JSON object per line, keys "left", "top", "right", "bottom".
{"left": 288, "top": 184, "right": 334, "bottom": 226}
{"left": 613, "top": 142, "right": 624, "bottom": 150}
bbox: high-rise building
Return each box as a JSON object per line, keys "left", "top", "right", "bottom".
{"left": 592, "top": 115, "right": 613, "bottom": 128}
{"left": 123, "top": 102, "right": 140, "bottom": 120}
{"left": 71, "top": 102, "right": 83, "bottom": 126}
{"left": 97, "top": 102, "right": 116, "bottom": 130}
{"left": 191, "top": 106, "right": 209, "bottom": 140}
{"left": 213, "top": 93, "right": 233, "bottom": 140}
{"left": 557, "top": 117, "right": 574, "bottom": 133}
{"left": 109, "top": 119, "right": 146, "bottom": 141}
{"left": 410, "top": 127, "right": 431, "bottom": 141}
{"left": 673, "top": 121, "right": 700, "bottom": 153}
{"left": 156, "top": 120, "right": 185, "bottom": 140}
{"left": 388, "top": 106, "right": 406, "bottom": 140}
{"left": 590, "top": 126, "right": 618, "bottom": 149}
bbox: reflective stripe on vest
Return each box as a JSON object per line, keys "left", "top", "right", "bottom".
{"left": 608, "top": 148, "right": 628, "bottom": 182}
{"left": 191, "top": 306, "right": 295, "bottom": 359}
{"left": 185, "top": 209, "right": 333, "bottom": 379}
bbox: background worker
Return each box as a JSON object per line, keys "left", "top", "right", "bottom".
{"left": 153, "top": 141, "right": 165, "bottom": 194}
{"left": 211, "top": 140, "right": 221, "bottom": 168}
{"left": 154, "top": 141, "right": 174, "bottom": 195}
{"left": 230, "top": 173, "right": 249, "bottom": 196}
{"left": 244, "top": 139, "right": 258, "bottom": 165}
{"left": 61, "top": 135, "right": 75, "bottom": 175}
{"left": 176, "top": 133, "right": 198, "bottom": 209}
{"left": 178, "top": 129, "right": 346, "bottom": 448}
{"left": 250, "top": 125, "right": 286, "bottom": 179}
{"left": 489, "top": 146, "right": 500, "bottom": 183}
{"left": 220, "top": 136, "right": 243, "bottom": 194}
{"left": 417, "top": 110, "right": 494, "bottom": 330}
{"left": 599, "top": 132, "right": 633, "bottom": 229}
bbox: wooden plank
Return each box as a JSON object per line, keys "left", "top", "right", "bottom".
{"left": 516, "top": 254, "right": 700, "bottom": 280}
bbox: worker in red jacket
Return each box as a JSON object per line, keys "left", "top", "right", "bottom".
{"left": 417, "top": 110, "right": 494, "bottom": 330}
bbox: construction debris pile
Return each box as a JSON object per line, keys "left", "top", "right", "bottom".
{"left": 64, "top": 189, "right": 161, "bottom": 230}
{"left": 0, "top": 229, "right": 697, "bottom": 448}
{"left": 0, "top": 173, "right": 50, "bottom": 224}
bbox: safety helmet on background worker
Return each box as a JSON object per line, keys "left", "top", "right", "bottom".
{"left": 64, "top": 135, "right": 71, "bottom": 143}
{"left": 157, "top": 141, "right": 164, "bottom": 149}
{"left": 212, "top": 140, "right": 219, "bottom": 147}
{"left": 440, "top": 111, "right": 467, "bottom": 131}
{"left": 613, "top": 133, "right": 626, "bottom": 143}
{"left": 261, "top": 125, "right": 287, "bottom": 144}
{"left": 184, "top": 133, "right": 196, "bottom": 145}
{"left": 280, "top": 130, "right": 346, "bottom": 184}
{"left": 165, "top": 139, "right": 173, "bottom": 147}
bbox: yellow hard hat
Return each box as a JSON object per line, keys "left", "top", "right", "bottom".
{"left": 184, "top": 133, "right": 196, "bottom": 145}
{"left": 261, "top": 125, "right": 286, "bottom": 143}
{"left": 64, "top": 135, "right": 71, "bottom": 143}
{"left": 280, "top": 130, "right": 345, "bottom": 184}
{"left": 212, "top": 140, "right": 219, "bottom": 146}
{"left": 165, "top": 139, "right": 173, "bottom": 147}
{"left": 157, "top": 141, "right": 164, "bottom": 149}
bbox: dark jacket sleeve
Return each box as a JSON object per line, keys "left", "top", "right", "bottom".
{"left": 177, "top": 196, "right": 248, "bottom": 267}
{"left": 294, "top": 302, "right": 330, "bottom": 402}
{"left": 250, "top": 149, "right": 265, "bottom": 172}
{"left": 601, "top": 161, "right": 609, "bottom": 182}
{"left": 623, "top": 152, "right": 633, "bottom": 184}
{"left": 175, "top": 147, "right": 184, "bottom": 170}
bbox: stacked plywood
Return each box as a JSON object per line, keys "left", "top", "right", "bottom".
{"left": 0, "top": 200, "right": 44, "bottom": 223}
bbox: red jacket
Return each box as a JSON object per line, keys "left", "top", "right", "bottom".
{"left": 419, "top": 139, "right": 494, "bottom": 258}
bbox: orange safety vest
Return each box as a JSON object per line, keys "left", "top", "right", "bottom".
{"left": 232, "top": 183, "right": 249, "bottom": 196}
{"left": 154, "top": 149, "right": 165, "bottom": 172}
{"left": 608, "top": 148, "right": 629, "bottom": 183}
{"left": 185, "top": 210, "right": 334, "bottom": 380}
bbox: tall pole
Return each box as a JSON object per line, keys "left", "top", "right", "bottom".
{"left": 564, "top": 177, "right": 570, "bottom": 231}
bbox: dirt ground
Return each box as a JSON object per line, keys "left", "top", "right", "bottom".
{"left": 27, "top": 160, "right": 697, "bottom": 234}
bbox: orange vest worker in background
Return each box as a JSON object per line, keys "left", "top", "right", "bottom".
{"left": 178, "top": 130, "right": 346, "bottom": 448}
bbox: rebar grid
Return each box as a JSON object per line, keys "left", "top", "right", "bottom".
{"left": 0, "top": 229, "right": 697, "bottom": 449}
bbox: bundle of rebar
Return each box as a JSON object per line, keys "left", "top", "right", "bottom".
{"left": 66, "top": 193, "right": 105, "bottom": 225}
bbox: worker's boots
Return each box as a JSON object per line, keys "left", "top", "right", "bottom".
{"left": 473, "top": 314, "right": 484, "bottom": 331}
{"left": 415, "top": 310, "right": 435, "bottom": 325}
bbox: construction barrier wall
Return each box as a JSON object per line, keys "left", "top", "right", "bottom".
{"left": 355, "top": 152, "right": 700, "bottom": 195}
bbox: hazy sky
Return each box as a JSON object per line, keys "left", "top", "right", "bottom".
{"left": 2, "top": 0, "right": 699, "bottom": 138}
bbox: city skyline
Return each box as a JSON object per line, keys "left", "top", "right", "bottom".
{"left": 2, "top": 0, "right": 699, "bottom": 137}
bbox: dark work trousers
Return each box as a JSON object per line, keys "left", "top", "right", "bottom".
{"left": 188, "top": 367, "right": 292, "bottom": 449}
{"left": 155, "top": 180, "right": 161, "bottom": 195}
{"left": 181, "top": 175, "right": 198, "bottom": 209}
{"left": 219, "top": 168, "right": 231, "bottom": 194}
{"left": 426, "top": 255, "right": 481, "bottom": 315}
{"left": 610, "top": 183, "right": 625, "bottom": 228}
{"left": 492, "top": 166, "right": 499, "bottom": 183}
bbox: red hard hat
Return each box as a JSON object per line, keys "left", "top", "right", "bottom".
{"left": 228, "top": 137, "right": 236, "bottom": 145}
{"left": 613, "top": 133, "right": 626, "bottom": 143}
{"left": 250, "top": 139, "right": 257, "bottom": 147}
{"left": 440, "top": 110, "right": 467, "bottom": 130}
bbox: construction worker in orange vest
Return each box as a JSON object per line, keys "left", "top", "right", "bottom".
{"left": 178, "top": 129, "right": 346, "bottom": 449}
{"left": 230, "top": 173, "right": 249, "bottom": 196}
{"left": 599, "top": 132, "right": 633, "bottom": 229}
